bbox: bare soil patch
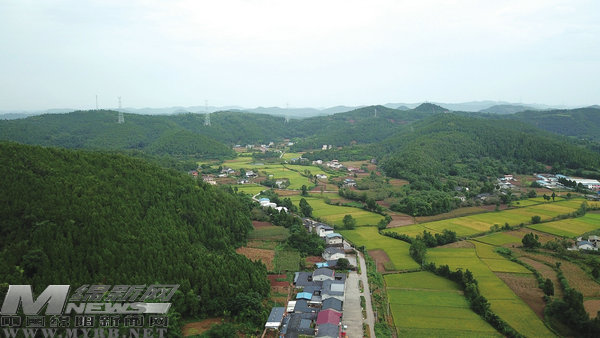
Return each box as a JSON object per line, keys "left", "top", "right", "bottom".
{"left": 386, "top": 214, "right": 415, "bottom": 228}
{"left": 439, "top": 240, "right": 475, "bottom": 249}
{"left": 369, "top": 249, "right": 392, "bottom": 273}
{"left": 235, "top": 247, "right": 275, "bottom": 270}
{"left": 252, "top": 221, "right": 274, "bottom": 228}
{"left": 305, "top": 256, "right": 325, "bottom": 265}
{"left": 518, "top": 257, "right": 564, "bottom": 299}
{"left": 584, "top": 300, "right": 600, "bottom": 319}
{"left": 274, "top": 189, "right": 300, "bottom": 196}
{"left": 496, "top": 272, "right": 545, "bottom": 319}
{"left": 182, "top": 318, "right": 223, "bottom": 336}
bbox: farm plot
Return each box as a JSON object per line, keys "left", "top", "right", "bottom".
{"left": 288, "top": 194, "right": 384, "bottom": 226}
{"left": 427, "top": 248, "right": 554, "bottom": 337}
{"left": 528, "top": 213, "right": 600, "bottom": 237}
{"left": 236, "top": 247, "right": 274, "bottom": 270}
{"left": 474, "top": 232, "right": 522, "bottom": 246}
{"left": 471, "top": 241, "right": 531, "bottom": 274}
{"left": 231, "top": 184, "right": 265, "bottom": 195}
{"left": 385, "top": 272, "right": 501, "bottom": 337}
{"left": 389, "top": 199, "right": 593, "bottom": 238}
{"left": 340, "top": 227, "right": 419, "bottom": 271}
{"left": 274, "top": 247, "right": 300, "bottom": 272}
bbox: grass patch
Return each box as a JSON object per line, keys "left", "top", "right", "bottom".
{"left": 274, "top": 247, "right": 300, "bottom": 272}
{"left": 288, "top": 194, "right": 384, "bottom": 226}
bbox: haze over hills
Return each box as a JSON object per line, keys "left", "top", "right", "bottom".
{"left": 0, "top": 100, "right": 587, "bottom": 120}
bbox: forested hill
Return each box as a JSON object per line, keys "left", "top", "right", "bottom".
{"left": 288, "top": 105, "right": 436, "bottom": 150}
{"left": 373, "top": 113, "right": 600, "bottom": 180}
{"left": 0, "top": 110, "right": 235, "bottom": 159}
{"left": 503, "top": 107, "right": 600, "bottom": 141}
{"left": 0, "top": 142, "right": 269, "bottom": 323}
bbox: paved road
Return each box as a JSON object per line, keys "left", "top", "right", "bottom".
{"left": 342, "top": 251, "right": 376, "bottom": 337}
{"left": 358, "top": 251, "right": 376, "bottom": 337}
{"left": 342, "top": 268, "right": 363, "bottom": 337}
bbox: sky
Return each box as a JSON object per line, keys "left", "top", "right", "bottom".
{"left": 1, "top": 0, "right": 599, "bottom": 110}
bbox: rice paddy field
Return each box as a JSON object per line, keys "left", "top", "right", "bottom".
{"left": 427, "top": 247, "right": 555, "bottom": 337}
{"left": 472, "top": 232, "right": 522, "bottom": 246}
{"left": 288, "top": 194, "right": 384, "bottom": 226}
{"left": 471, "top": 241, "right": 531, "bottom": 274}
{"left": 385, "top": 271, "right": 501, "bottom": 337}
{"left": 340, "top": 227, "right": 419, "bottom": 271}
{"left": 527, "top": 212, "right": 600, "bottom": 237}
{"left": 388, "top": 199, "right": 595, "bottom": 238}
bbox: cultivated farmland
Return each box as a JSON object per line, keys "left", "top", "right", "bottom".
{"left": 527, "top": 212, "right": 600, "bottom": 237}
{"left": 385, "top": 271, "right": 501, "bottom": 337}
{"left": 389, "top": 199, "right": 595, "bottom": 238}
{"left": 288, "top": 194, "right": 384, "bottom": 226}
{"left": 427, "top": 247, "right": 555, "bottom": 337}
{"left": 340, "top": 227, "right": 419, "bottom": 271}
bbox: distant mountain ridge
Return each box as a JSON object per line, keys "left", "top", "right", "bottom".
{"left": 2, "top": 100, "right": 587, "bottom": 120}
{"left": 479, "top": 104, "right": 535, "bottom": 114}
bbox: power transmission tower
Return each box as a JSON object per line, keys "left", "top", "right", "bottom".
{"left": 374, "top": 107, "right": 377, "bottom": 117}
{"left": 96, "top": 95, "right": 98, "bottom": 110}
{"left": 204, "top": 100, "right": 211, "bottom": 126}
{"left": 117, "top": 96, "right": 124, "bottom": 124}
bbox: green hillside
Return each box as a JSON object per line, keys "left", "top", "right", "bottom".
{"left": 0, "top": 142, "right": 269, "bottom": 326}
{"left": 505, "top": 107, "right": 600, "bottom": 141}
{"left": 0, "top": 110, "right": 235, "bottom": 159}
{"left": 377, "top": 113, "right": 600, "bottom": 180}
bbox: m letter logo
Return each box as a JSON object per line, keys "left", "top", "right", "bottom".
{"left": 1, "top": 285, "right": 70, "bottom": 315}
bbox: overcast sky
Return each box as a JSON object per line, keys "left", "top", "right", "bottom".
{"left": 1, "top": 0, "right": 599, "bottom": 110}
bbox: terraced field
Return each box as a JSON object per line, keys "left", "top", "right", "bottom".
{"left": 385, "top": 271, "right": 501, "bottom": 337}
{"left": 288, "top": 194, "right": 384, "bottom": 226}
{"left": 388, "top": 199, "right": 594, "bottom": 238}
{"left": 471, "top": 241, "right": 531, "bottom": 274}
{"left": 427, "top": 248, "right": 554, "bottom": 337}
{"left": 528, "top": 212, "right": 600, "bottom": 237}
{"left": 340, "top": 227, "right": 419, "bottom": 271}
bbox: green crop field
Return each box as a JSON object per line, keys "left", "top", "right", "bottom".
{"left": 388, "top": 199, "right": 594, "bottom": 238}
{"left": 274, "top": 248, "right": 300, "bottom": 272}
{"left": 231, "top": 184, "right": 265, "bottom": 195}
{"left": 473, "top": 232, "right": 522, "bottom": 246}
{"left": 340, "top": 227, "right": 419, "bottom": 270}
{"left": 427, "top": 247, "right": 554, "bottom": 337}
{"left": 528, "top": 213, "right": 600, "bottom": 237}
{"left": 386, "top": 272, "right": 501, "bottom": 337}
{"left": 248, "top": 226, "right": 289, "bottom": 241}
{"left": 385, "top": 271, "right": 460, "bottom": 290}
{"left": 288, "top": 194, "right": 384, "bottom": 226}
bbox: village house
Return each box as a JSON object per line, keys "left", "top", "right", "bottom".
{"left": 325, "top": 233, "right": 343, "bottom": 246}
{"left": 315, "top": 323, "right": 340, "bottom": 338}
{"left": 245, "top": 170, "right": 257, "bottom": 178}
{"left": 343, "top": 178, "right": 356, "bottom": 187}
{"left": 321, "top": 280, "right": 345, "bottom": 302}
{"left": 265, "top": 307, "right": 285, "bottom": 330}
{"left": 316, "top": 174, "right": 327, "bottom": 180}
{"left": 312, "top": 159, "right": 323, "bottom": 165}
{"left": 316, "top": 224, "right": 335, "bottom": 238}
{"left": 313, "top": 268, "right": 335, "bottom": 282}
{"left": 323, "top": 247, "right": 346, "bottom": 261}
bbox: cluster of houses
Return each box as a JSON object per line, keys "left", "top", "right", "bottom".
{"left": 535, "top": 174, "right": 600, "bottom": 191}
{"left": 570, "top": 236, "right": 600, "bottom": 251}
{"left": 497, "top": 174, "right": 517, "bottom": 190}
{"left": 259, "top": 197, "right": 288, "bottom": 213}
{"left": 326, "top": 160, "right": 344, "bottom": 170}
{"left": 265, "top": 221, "right": 353, "bottom": 337}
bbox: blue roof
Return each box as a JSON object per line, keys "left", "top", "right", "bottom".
{"left": 326, "top": 233, "right": 342, "bottom": 238}
{"left": 296, "top": 292, "right": 312, "bottom": 300}
{"left": 556, "top": 174, "right": 568, "bottom": 178}
{"left": 316, "top": 262, "right": 329, "bottom": 268}
{"left": 259, "top": 198, "right": 270, "bottom": 202}
{"left": 578, "top": 241, "right": 593, "bottom": 246}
